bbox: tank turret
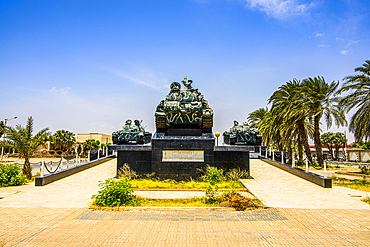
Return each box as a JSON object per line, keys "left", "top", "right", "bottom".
{"left": 112, "top": 119, "right": 152, "bottom": 144}
{"left": 223, "top": 121, "right": 262, "bottom": 145}
{"left": 155, "top": 76, "right": 213, "bottom": 133}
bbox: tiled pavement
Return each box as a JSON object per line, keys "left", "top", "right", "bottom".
{"left": 1, "top": 158, "right": 370, "bottom": 246}
{"left": 241, "top": 159, "right": 370, "bottom": 209}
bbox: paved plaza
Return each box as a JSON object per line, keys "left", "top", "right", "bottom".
{"left": 241, "top": 159, "right": 370, "bottom": 209}
{"left": 1, "top": 158, "right": 370, "bottom": 246}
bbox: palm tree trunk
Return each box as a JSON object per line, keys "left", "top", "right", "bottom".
{"left": 297, "top": 135, "right": 303, "bottom": 161}
{"left": 286, "top": 136, "right": 292, "bottom": 161}
{"left": 22, "top": 156, "right": 32, "bottom": 180}
{"left": 314, "top": 115, "right": 324, "bottom": 166}
{"left": 328, "top": 147, "right": 333, "bottom": 159}
{"left": 296, "top": 119, "right": 313, "bottom": 163}
{"left": 335, "top": 147, "right": 340, "bottom": 160}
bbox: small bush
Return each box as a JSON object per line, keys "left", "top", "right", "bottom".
{"left": 117, "top": 163, "right": 138, "bottom": 179}
{"left": 362, "top": 196, "right": 370, "bottom": 205}
{"left": 226, "top": 168, "right": 249, "bottom": 181}
{"left": 0, "top": 163, "right": 26, "bottom": 187}
{"left": 198, "top": 166, "right": 225, "bottom": 203}
{"left": 201, "top": 165, "right": 224, "bottom": 185}
{"left": 92, "top": 178, "right": 138, "bottom": 207}
{"left": 359, "top": 165, "right": 370, "bottom": 175}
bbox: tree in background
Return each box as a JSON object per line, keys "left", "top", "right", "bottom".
{"left": 0, "top": 121, "right": 4, "bottom": 139}
{"left": 338, "top": 60, "right": 370, "bottom": 142}
{"left": 268, "top": 79, "right": 313, "bottom": 163}
{"left": 5, "top": 117, "right": 50, "bottom": 179}
{"left": 247, "top": 107, "right": 268, "bottom": 129}
{"left": 100, "top": 143, "right": 112, "bottom": 149}
{"left": 321, "top": 132, "right": 347, "bottom": 160}
{"left": 333, "top": 133, "right": 347, "bottom": 160}
{"left": 321, "top": 132, "right": 335, "bottom": 159}
{"left": 302, "top": 76, "right": 347, "bottom": 165}
{"left": 52, "top": 130, "right": 75, "bottom": 151}
{"left": 361, "top": 141, "right": 370, "bottom": 150}
{"left": 83, "top": 139, "right": 100, "bottom": 151}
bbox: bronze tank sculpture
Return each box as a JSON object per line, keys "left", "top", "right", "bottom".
{"left": 223, "top": 121, "right": 262, "bottom": 145}
{"left": 112, "top": 119, "right": 152, "bottom": 144}
{"left": 154, "top": 76, "right": 213, "bottom": 133}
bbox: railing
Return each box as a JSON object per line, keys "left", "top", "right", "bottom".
{"left": 261, "top": 151, "right": 328, "bottom": 178}
{"left": 39, "top": 149, "right": 114, "bottom": 177}
{"left": 325, "top": 160, "right": 370, "bottom": 167}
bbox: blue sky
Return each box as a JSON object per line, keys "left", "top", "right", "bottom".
{"left": 1, "top": 0, "right": 369, "bottom": 143}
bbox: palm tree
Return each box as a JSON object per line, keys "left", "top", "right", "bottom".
{"left": 5, "top": 116, "right": 50, "bottom": 179}
{"left": 258, "top": 110, "right": 284, "bottom": 151}
{"left": 52, "top": 130, "right": 76, "bottom": 151}
{"left": 321, "top": 132, "right": 335, "bottom": 159}
{"left": 268, "top": 79, "right": 314, "bottom": 163}
{"left": 0, "top": 121, "right": 4, "bottom": 139}
{"left": 338, "top": 60, "right": 370, "bottom": 141}
{"left": 247, "top": 107, "right": 268, "bottom": 129}
{"left": 248, "top": 107, "right": 269, "bottom": 146}
{"left": 332, "top": 132, "right": 346, "bottom": 160}
{"left": 83, "top": 139, "right": 100, "bottom": 151}
{"left": 302, "top": 76, "right": 347, "bottom": 165}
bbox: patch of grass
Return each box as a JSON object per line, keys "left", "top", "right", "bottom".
{"left": 130, "top": 179, "right": 244, "bottom": 189}
{"left": 0, "top": 239, "right": 7, "bottom": 247}
{"left": 361, "top": 197, "right": 370, "bottom": 205}
{"left": 333, "top": 176, "right": 370, "bottom": 192}
{"left": 92, "top": 165, "right": 256, "bottom": 209}
{"left": 26, "top": 172, "right": 40, "bottom": 183}
{"left": 137, "top": 197, "right": 221, "bottom": 207}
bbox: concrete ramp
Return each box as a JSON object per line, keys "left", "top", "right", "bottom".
{"left": 241, "top": 159, "right": 370, "bottom": 209}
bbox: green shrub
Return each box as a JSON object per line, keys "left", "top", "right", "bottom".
{"left": 117, "top": 163, "right": 138, "bottom": 179}
{"left": 198, "top": 166, "right": 225, "bottom": 203}
{"left": 359, "top": 165, "right": 370, "bottom": 175}
{"left": 0, "top": 163, "right": 26, "bottom": 187}
{"left": 226, "top": 168, "right": 249, "bottom": 181}
{"left": 92, "top": 178, "right": 138, "bottom": 207}
{"left": 201, "top": 165, "right": 224, "bottom": 185}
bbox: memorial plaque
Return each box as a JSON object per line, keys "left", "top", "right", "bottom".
{"left": 162, "top": 150, "right": 204, "bottom": 162}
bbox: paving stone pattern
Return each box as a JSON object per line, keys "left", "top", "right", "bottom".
{"left": 1, "top": 158, "right": 370, "bottom": 246}
{"left": 74, "top": 209, "right": 288, "bottom": 222}
{"left": 241, "top": 159, "right": 370, "bottom": 209}
{"left": 1, "top": 207, "right": 370, "bottom": 246}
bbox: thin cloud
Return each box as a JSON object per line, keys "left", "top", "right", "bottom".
{"left": 244, "top": 0, "right": 315, "bottom": 19}
{"left": 318, "top": 44, "right": 330, "bottom": 48}
{"left": 340, "top": 50, "right": 349, "bottom": 55}
{"left": 103, "top": 66, "right": 168, "bottom": 92}
{"left": 49, "top": 87, "right": 71, "bottom": 95}
{"left": 335, "top": 37, "right": 344, "bottom": 41}
{"left": 316, "top": 33, "right": 324, "bottom": 37}
{"left": 346, "top": 40, "right": 358, "bottom": 47}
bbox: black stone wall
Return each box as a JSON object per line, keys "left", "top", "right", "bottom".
{"left": 214, "top": 151, "right": 250, "bottom": 177}
{"left": 110, "top": 142, "right": 252, "bottom": 181}
{"left": 117, "top": 150, "right": 152, "bottom": 175}
{"left": 151, "top": 136, "right": 215, "bottom": 180}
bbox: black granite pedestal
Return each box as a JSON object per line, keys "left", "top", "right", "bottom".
{"left": 151, "top": 133, "right": 215, "bottom": 180}
{"left": 109, "top": 135, "right": 255, "bottom": 180}
{"left": 109, "top": 144, "right": 152, "bottom": 175}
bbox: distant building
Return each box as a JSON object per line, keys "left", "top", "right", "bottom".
{"left": 309, "top": 145, "right": 347, "bottom": 160}
{"left": 76, "top": 133, "right": 112, "bottom": 144}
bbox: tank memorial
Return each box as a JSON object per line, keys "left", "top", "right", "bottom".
{"left": 109, "top": 76, "right": 264, "bottom": 180}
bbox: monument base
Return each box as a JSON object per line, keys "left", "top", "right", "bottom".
{"left": 151, "top": 134, "right": 215, "bottom": 180}
{"left": 109, "top": 137, "right": 253, "bottom": 181}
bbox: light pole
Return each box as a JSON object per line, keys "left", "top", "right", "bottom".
{"left": 1, "top": 116, "right": 17, "bottom": 160}
{"left": 215, "top": 132, "right": 220, "bottom": 146}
